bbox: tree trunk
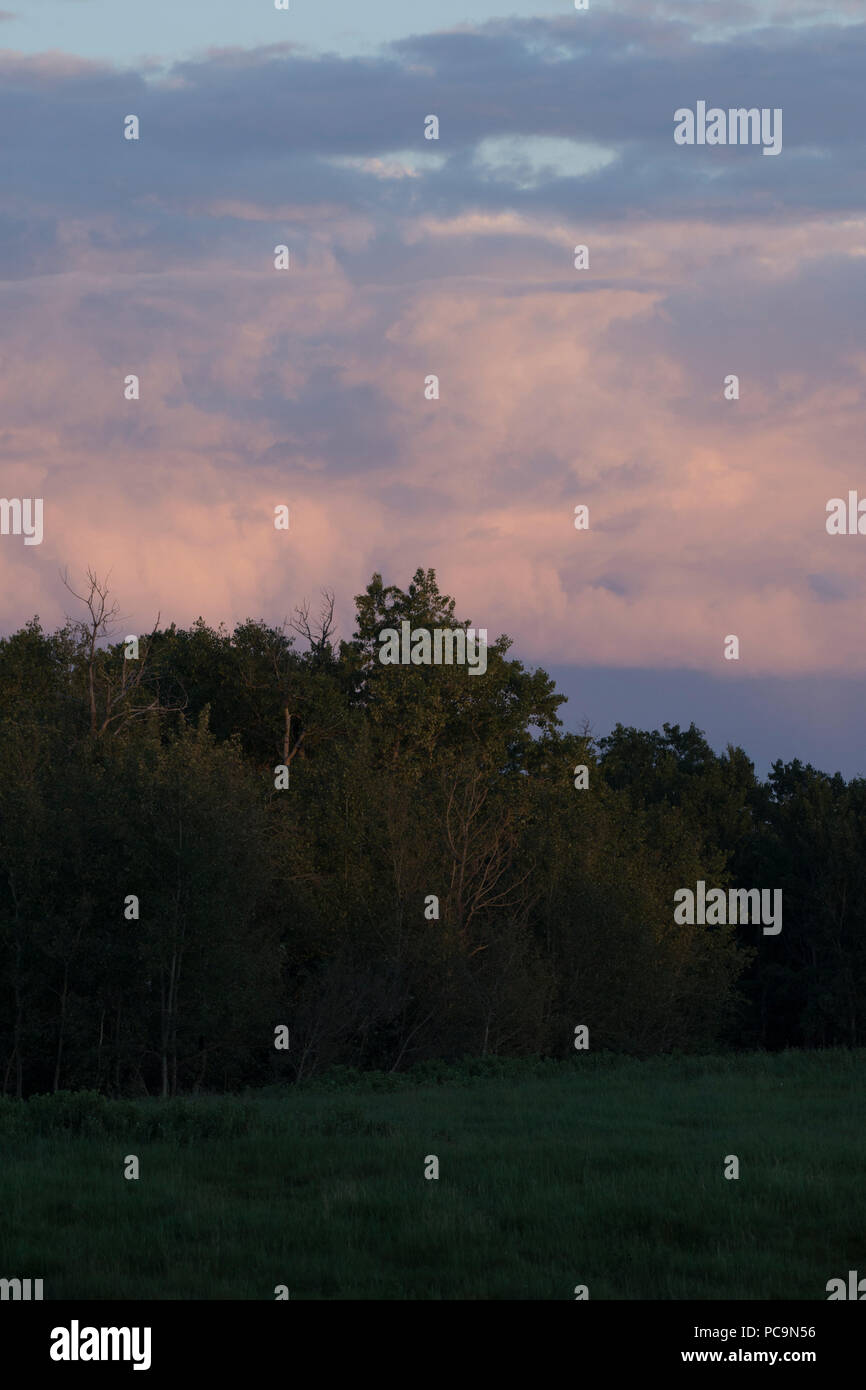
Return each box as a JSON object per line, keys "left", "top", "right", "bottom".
{"left": 53, "top": 964, "right": 69, "bottom": 1092}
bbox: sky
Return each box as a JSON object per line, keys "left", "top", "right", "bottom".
{"left": 2, "top": 0, "right": 865, "bottom": 775}
{"left": 6, "top": 1, "right": 864, "bottom": 65}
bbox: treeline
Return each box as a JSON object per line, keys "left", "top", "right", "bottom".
{"left": 0, "top": 567, "right": 863, "bottom": 1097}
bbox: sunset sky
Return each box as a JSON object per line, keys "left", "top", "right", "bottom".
{"left": 2, "top": 0, "right": 865, "bottom": 773}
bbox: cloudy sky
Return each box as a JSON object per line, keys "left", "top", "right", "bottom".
{"left": 2, "top": 0, "right": 865, "bottom": 774}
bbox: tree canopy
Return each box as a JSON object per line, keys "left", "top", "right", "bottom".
{"left": 0, "top": 568, "right": 860, "bottom": 1096}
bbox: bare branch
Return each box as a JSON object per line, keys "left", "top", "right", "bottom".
{"left": 290, "top": 589, "right": 337, "bottom": 654}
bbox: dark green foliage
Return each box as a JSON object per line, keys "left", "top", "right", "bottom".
{"left": 0, "top": 569, "right": 860, "bottom": 1095}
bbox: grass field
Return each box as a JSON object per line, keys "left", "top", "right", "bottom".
{"left": 1, "top": 1050, "right": 863, "bottom": 1299}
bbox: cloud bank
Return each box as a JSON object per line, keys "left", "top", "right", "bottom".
{"left": 0, "top": 8, "right": 864, "bottom": 680}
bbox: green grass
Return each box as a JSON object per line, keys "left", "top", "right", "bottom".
{"left": 1, "top": 1050, "right": 863, "bottom": 1299}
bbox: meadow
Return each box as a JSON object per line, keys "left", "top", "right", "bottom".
{"left": 1, "top": 1050, "right": 863, "bottom": 1300}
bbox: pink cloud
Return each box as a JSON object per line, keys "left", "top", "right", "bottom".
{"left": 2, "top": 210, "right": 865, "bottom": 676}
